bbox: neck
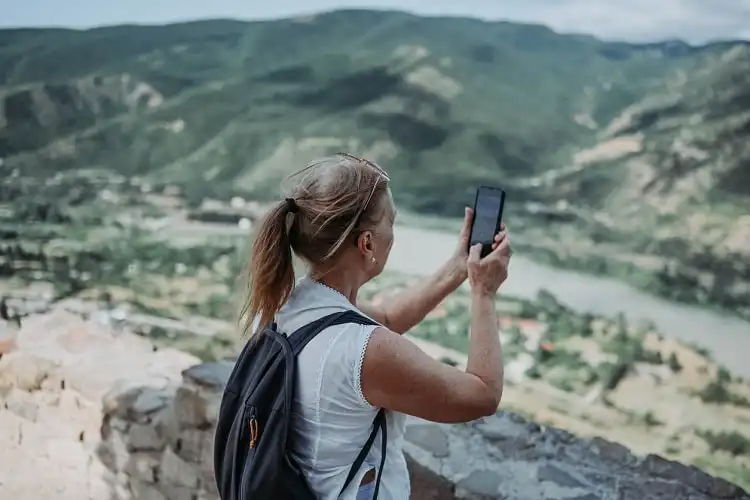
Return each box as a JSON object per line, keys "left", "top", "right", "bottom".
{"left": 310, "top": 269, "right": 363, "bottom": 304}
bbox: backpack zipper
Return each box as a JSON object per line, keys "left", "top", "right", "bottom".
{"left": 248, "top": 408, "right": 259, "bottom": 449}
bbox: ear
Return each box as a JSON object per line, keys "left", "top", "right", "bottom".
{"left": 356, "top": 230, "right": 374, "bottom": 257}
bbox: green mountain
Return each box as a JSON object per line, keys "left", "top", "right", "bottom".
{"left": 0, "top": 9, "right": 748, "bottom": 317}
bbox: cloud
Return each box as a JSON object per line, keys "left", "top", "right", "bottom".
{"left": 333, "top": 0, "right": 750, "bottom": 43}
{"left": 507, "top": 0, "right": 750, "bottom": 43}
{"left": 2, "top": 0, "right": 749, "bottom": 43}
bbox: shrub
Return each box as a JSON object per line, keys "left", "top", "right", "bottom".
{"left": 526, "top": 365, "right": 542, "bottom": 379}
{"left": 599, "top": 361, "right": 630, "bottom": 391}
{"left": 697, "top": 430, "right": 750, "bottom": 456}
{"left": 641, "top": 411, "right": 664, "bottom": 427}
{"left": 697, "top": 380, "right": 731, "bottom": 404}
{"left": 696, "top": 377, "right": 750, "bottom": 408}
{"left": 668, "top": 352, "right": 682, "bottom": 372}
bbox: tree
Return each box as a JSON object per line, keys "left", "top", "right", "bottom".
{"left": 668, "top": 352, "right": 682, "bottom": 373}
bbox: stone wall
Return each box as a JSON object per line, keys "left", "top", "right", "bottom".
{"left": 1, "top": 305, "right": 747, "bottom": 499}
{"left": 100, "top": 360, "right": 749, "bottom": 500}
{"left": 0, "top": 306, "right": 199, "bottom": 499}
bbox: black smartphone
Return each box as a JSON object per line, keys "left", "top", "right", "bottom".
{"left": 468, "top": 185, "right": 506, "bottom": 258}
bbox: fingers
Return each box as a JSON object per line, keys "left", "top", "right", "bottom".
{"left": 491, "top": 229, "right": 508, "bottom": 250}
{"left": 489, "top": 233, "right": 512, "bottom": 257}
{"left": 468, "top": 243, "right": 481, "bottom": 266}
{"left": 465, "top": 207, "right": 474, "bottom": 224}
{"left": 459, "top": 207, "right": 473, "bottom": 240}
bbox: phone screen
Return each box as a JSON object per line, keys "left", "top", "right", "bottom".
{"left": 470, "top": 188, "right": 505, "bottom": 252}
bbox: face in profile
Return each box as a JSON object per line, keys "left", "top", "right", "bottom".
{"left": 368, "top": 188, "right": 396, "bottom": 278}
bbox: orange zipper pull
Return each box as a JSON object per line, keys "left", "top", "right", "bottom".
{"left": 249, "top": 418, "right": 259, "bottom": 449}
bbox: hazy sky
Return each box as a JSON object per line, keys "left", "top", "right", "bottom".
{"left": 3, "top": 0, "right": 750, "bottom": 44}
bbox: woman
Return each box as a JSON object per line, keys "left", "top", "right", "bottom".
{"left": 242, "top": 153, "right": 511, "bottom": 500}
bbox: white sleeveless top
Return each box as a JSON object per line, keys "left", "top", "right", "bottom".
{"left": 275, "top": 276, "right": 410, "bottom": 500}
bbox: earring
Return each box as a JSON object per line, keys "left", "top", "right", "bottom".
{"left": 371, "top": 257, "right": 377, "bottom": 264}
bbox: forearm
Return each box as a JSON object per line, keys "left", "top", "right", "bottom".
{"left": 466, "top": 292, "right": 504, "bottom": 403}
{"left": 371, "top": 259, "right": 464, "bottom": 334}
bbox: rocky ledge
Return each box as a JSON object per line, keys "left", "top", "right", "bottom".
{"left": 102, "top": 359, "right": 748, "bottom": 500}
{"left": 0, "top": 306, "right": 747, "bottom": 499}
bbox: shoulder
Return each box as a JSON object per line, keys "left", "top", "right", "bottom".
{"left": 277, "top": 277, "right": 380, "bottom": 332}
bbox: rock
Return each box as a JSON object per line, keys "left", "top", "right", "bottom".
{"left": 637, "top": 454, "right": 747, "bottom": 498}
{"left": 124, "top": 452, "right": 161, "bottom": 484}
{"left": 0, "top": 304, "right": 196, "bottom": 500}
{"left": 457, "top": 470, "right": 502, "bottom": 497}
{"left": 103, "top": 382, "right": 173, "bottom": 424}
{"left": 182, "top": 361, "right": 233, "bottom": 390}
{"left": 99, "top": 419, "right": 132, "bottom": 472}
{"left": 0, "top": 319, "right": 16, "bottom": 355}
{"left": 474, "top": 411, "right": 541, "bottom": 442}
{"left": 588, "top": 436, "right": 636, "bottom": 466}
{"left": 96, "top": 367, "right": 749, "bottom": 500}
{"left": 161, "top": 484, "right": 198, "bottom": 500}
{"left": 612, "top": 477, "right": 690, "bottom": 499}
{"left": 0, "top": 352, "right": 57, "bottom": 391}
{"left": 405, "top": 421, "right": 450, "bottom": 458}
{"left": 537, "top": 463, "right": 587, "bottom": 489}
{"left": 130, "top": 479, "right": 168, "bottom": 500}
{"left": 5, "top": 305, "right": 745, "bottom": 500}
{"left": 103, "top": 383, "right": 143, "bottom": 418}
{"left": 127, "top": 423, "right": 164, "bottom": 451}
{"left": 3, "top": 387, "right": 40, "bottom": 421}
{"left": 406, "top": 456, "right": 457, "bottom": 500}
{"left": 160, "top": 446, "right": 199, "bottom": 489}
{"left": 172, "top": 385, "right": 212, "bottom": 429}
{"left": 173, "top": 428, "right": 210, "bottom": 463}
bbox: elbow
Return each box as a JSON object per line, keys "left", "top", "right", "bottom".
{"left": 434, "top": 377, "right": 504, "bottom": 424}
{"left": 475, "top": 372, "right": 504, "bottom": 418}
{"left": 456, "top": 386, "right": 502, "bottom": 423}
{"left": 433, "top": 389, "right": 502, "bottom": 424}
{"left": 478, "top": 387, "right": 503, "bottom": 418}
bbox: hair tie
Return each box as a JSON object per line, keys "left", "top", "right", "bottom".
{"left": 285, "top": 197, "right": 299, "bottom": 213}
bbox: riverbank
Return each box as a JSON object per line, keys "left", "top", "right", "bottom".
{"left": 397, "top": 210, "right": 749, "bottom": 323}
{"left": 3, "top": 185, "right": 747, "bottom": 377}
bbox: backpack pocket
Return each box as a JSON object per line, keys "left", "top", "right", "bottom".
{"left": 239, "top": 404, "right": 259, "bottom": 500}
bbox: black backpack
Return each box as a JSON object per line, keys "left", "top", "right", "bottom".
{"left": 214, "top": 310, "right": 388, "bottom": 500}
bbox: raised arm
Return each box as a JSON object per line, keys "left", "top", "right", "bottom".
{"left": 358, "top": 259, "right": 464, "bottom": 334}
{"left": 360, "top": 233, "right": 511, "bottom": 423}
{"left": 358, "top": 207, "right": 476, "bottom": 334}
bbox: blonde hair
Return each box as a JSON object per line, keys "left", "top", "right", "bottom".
{"left": 240, "top": 153, "right": 390, "bottom": 332}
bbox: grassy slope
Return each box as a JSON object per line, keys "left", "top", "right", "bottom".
{"left": 0, "top": 10, "right": 748, "bottom": 317}
{"left": 0, "top": 11, "right": 721, "bottom": 212}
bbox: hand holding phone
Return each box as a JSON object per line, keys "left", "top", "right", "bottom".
{"left": 467, "top": 234, "right": 511, "bottom": 296}
{"left": 468, "top": 186, "right": 506, "bottom": 258}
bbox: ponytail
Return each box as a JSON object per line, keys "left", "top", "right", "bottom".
{"left": 239, "top": 153, "right": 389, "bottom": 335}
{"left": 241, "top": 201, "right": 295, "bottom": 334}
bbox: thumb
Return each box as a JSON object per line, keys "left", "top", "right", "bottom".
{"left": 468, "top": 243, "right": 481, "bottom": 265}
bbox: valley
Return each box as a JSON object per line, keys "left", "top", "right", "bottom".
{"left": 0, "top": 10, "right": 748, "bottom": 318}
{"left": 1, "top": 173, "right": 749, "bottom": 489}
{"left": 1, "top": 9, "right": 749, "bottom": 494}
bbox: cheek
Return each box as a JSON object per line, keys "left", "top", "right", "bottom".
{"left": 381, "top": 229, "right": 394, "bottom": 258}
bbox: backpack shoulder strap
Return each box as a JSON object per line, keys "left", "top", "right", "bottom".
{"left": 288, "top": 309, "right": 378, "bottom": 356}
{"left": 286, "top": 310, "right": 386, "bottom": 498}
{"left": 341, "top": 409, "right": 387, "bottom": 498}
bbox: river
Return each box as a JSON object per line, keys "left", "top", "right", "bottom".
{"left": 387, "top": 225, "right": 750, "bottom": 378}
